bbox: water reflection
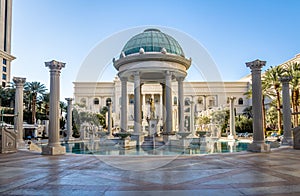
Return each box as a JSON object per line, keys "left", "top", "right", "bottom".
{"left": 61, "top": 140, "right": 249, "bottom": 156}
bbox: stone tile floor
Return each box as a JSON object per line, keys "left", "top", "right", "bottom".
{"left": 1, "top": 146, "right": 300, "bottom": 195}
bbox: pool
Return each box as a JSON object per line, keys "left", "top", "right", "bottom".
{"left": 61, "top": 140, "right": 249, "bottom": 156}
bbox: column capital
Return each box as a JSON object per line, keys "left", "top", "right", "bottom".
{"left": 177, "top": 77, "right": 184, "bottom": 82}
{"left": 246, "top": 59, "right": 266, "bottom": 70}
{"left": 13, "top": 77, "right": 26, "bottom": 86}
{"left": 279, "top": 76, "right": 292, "bottom": 84}
{"left": 45, "top": 60, "right": 66, "bottom": 70}
{"left": 165, "top": 70, "right": 173, "bottom": 77}
{"left": 65, "top": 98, "right": 73, "bottom": 102}
{"left": 120, "top": 76, "right": 128, "bottom": 82}
{"left": 133, "top": 71, "right": 140, "bottom": 77}
{"left": 228, "top": 96, "right": 236, "bottom": 101}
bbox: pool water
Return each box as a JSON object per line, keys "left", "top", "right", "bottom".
{"left": 61, "top": 141, "right": 249, "bottom": 156}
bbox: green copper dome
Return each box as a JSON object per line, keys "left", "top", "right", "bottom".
{"left": 121, "top": 28, "right": 185, "bottom": 57}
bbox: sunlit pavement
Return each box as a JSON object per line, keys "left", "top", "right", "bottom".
{"left": 1, "top": 146, "right": 300, "bottom": 196}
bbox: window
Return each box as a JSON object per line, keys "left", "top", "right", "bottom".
{"left": 238, "top": 98, "right": 243, "bottom": 105}
{"left": 2, "top": 59, "right": 7, "bottom": 65}
{"left": 2, "top": 74, "right": 6, "bottom": 80}
{"left": 173, "top": 96, "right": 177, "bottom": 105}
{"left": 2, "top": 82, "right": 6, "bottom": 87}
{"left": 80, "top": 98, "right": 86, "bottom": 105}
{"left": 94, "top": 98, "right": 99, "bottom": 105}
{"left": 129, "top": 94, "right": 134, "bottom": 104}
{"left": 198, "top": 97, "right": 203, "bottom": 104}
{"left": 185, "top": 98, "right": 190, "bottom": 106}
{"left": 2, "top": 66, "right": 6, "bottom": 72}
{"left": 208, "top": 100, "right": 215, "bottom": 107}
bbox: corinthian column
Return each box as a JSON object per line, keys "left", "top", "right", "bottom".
{"left": 42, "top": 60, "right": 66, "bottom": 155}
{"left": 280, "top": 76, "right": 293, "bottom": 145}
{"left": 246, "top": 59, "right": 270, "bottom": 152}
{"left": 228, "top": 96, "right": 236, "bottom": 140}
{"left": 65, "top": 98, "right": 74, "bottom": 141}
{"left": 132, "top": 71, "right": 143, "bottom": 145}
{"left": 133, "top": 71, "right": 141, "bottom": 134}
{"left": 165, "top": 71, "right": 173, "bottom": 134}
{"left": 13, "top": 77, "right": 26, "bottom": 148}
{"left": 120, "top": 77, "right": 127, "bottom": 132}
{"left": 178, "top": 77, "right": 184, "bottom": 133}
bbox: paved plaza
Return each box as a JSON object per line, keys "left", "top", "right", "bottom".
{"left": 1, "top": 147, "right": 300, "bottom": 195}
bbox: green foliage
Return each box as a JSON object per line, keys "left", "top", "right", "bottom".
{"left": 235, "top": 115, "right": 253, "bottom": 133}
{"left": 197, "top": 116, "right": 210, "bottom": 125}
{"left": 266, "top": 106, "right": 278, "bottom": 130}
{"left": 211, "top": 109, "right": 229, "bottom": 133}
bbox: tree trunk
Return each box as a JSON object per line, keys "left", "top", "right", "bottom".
{"left": 262, "top": 96, "right": 266, "bottom": 136}
{"left": 293, "top": 89, "right": 299, "bottom": 127}
{"left": 32, "top": 94, "right": 36, "bottom": 124}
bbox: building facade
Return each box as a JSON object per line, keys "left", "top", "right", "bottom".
{"left": 73, "top": 79, "right": 250, "bottom": 132}
{"left": 0, "top": 0, "right": 15, "bottom": 87}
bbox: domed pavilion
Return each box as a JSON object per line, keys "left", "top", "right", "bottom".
{"left": 113, "top": 28, "right": 191, "bottom": 145}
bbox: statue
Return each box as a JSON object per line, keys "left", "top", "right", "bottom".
{"left": 149, "top": 98, "right": 155, "bottom": 119}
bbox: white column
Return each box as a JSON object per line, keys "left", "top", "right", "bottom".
{"left": 165, "top": 71, "right": 173, "bottom": 134}
{"left": 246, "top": 59, "right": 270, "bottom": 152}
{"left": 120, "top": 77, "right": 127, "bottom": 132}
{"left": 65, "top": 98, "right": 74, "bottom": 141}
{"left": 178, "top": 77, "right": 185, "bottom": 133}
{"left": 134, "top": 71, "right": 141, "bottom": 133}
{"left": 280, "top": 76, "right": 293, "bottom": 145}
{"left": 162, "top": 84, "right": 166, "bottom": 132}
{"left": 42, "top": 60, "right": 66, "bottom": 155}
{"left": 203, "top": 95, "right": 207, "bottom": 111}
{"left": 142, "top": 93, "right": 146, "bottom": 113}
{"left": 13, "top": 77, "right": 26, "bottom": 148}
{"left": 106, "top": 98, "right": 112, "bottom": 137}
{"left": 159, "top": 93, "right": 162, "bottom": 119}
{"left": 228, "top": 96, "right": 236, "bottom": 140}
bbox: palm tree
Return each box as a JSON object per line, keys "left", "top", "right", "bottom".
{"left": 284, "top": 62, "right": 300, "bottom": 127}
{"left": 60, "top": 101, "right": 67, "bottom": 117}
{"left": 24, "top": 81, "right": 47, "bottom": 124}
{"left": 36, "top": 93, "right": 50, "bottom": 120}
{"left": 263, "top": 66, "right": 285, "bottom": 133}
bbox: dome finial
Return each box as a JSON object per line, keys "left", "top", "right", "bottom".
{"left": 139, "top": 48, "right": 145, "bottom": 54}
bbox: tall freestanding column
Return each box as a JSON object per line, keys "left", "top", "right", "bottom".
{"left": 42, "top": 60, "right": 66, "bottom": 155}
{"left": 106, "top": 98, "right": 113, "bottom": 137}
{"left": 120, "top": 77, "right": 127, "bottom": 132}
{"left": 280, "top": 76, "right": 293, "bottom": 145}
{"left": 178, "top": 77, "right": 185, "bottom": 133}
{"left": 228, "top": 96, "right": 236, "bottom": 140}
{"left": 165, "top": 71, "right": 173, "bottom": 134}
{"left": 246, "top": 59, "right": 270, "bottom": 152}
{"left": 13, "top": 77, "right": 26, "bottom": 148}
{"left": 65, "top": 98, "right": 74, "bottom": 141}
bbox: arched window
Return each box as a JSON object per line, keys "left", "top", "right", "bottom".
{"left": 94, "top": 98, "right": 99, "bottom": 105}
{"left": 129, "top": 94, "right": 134, "bottom": 104}
{"left": 238, "top": 98, "right": 243, "bottom": 105}
{"left": 174, "top": 96, "right": 177, "bottom": 105}
{"left": 185, "top": 98, "right": 190, "bottom": 106}
{"left": 197, "top": 97, "right": 203, "bottom": 104}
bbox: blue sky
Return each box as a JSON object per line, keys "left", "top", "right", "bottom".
{"left": 11, "top": 0, "right": 300, "bottom": 100}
